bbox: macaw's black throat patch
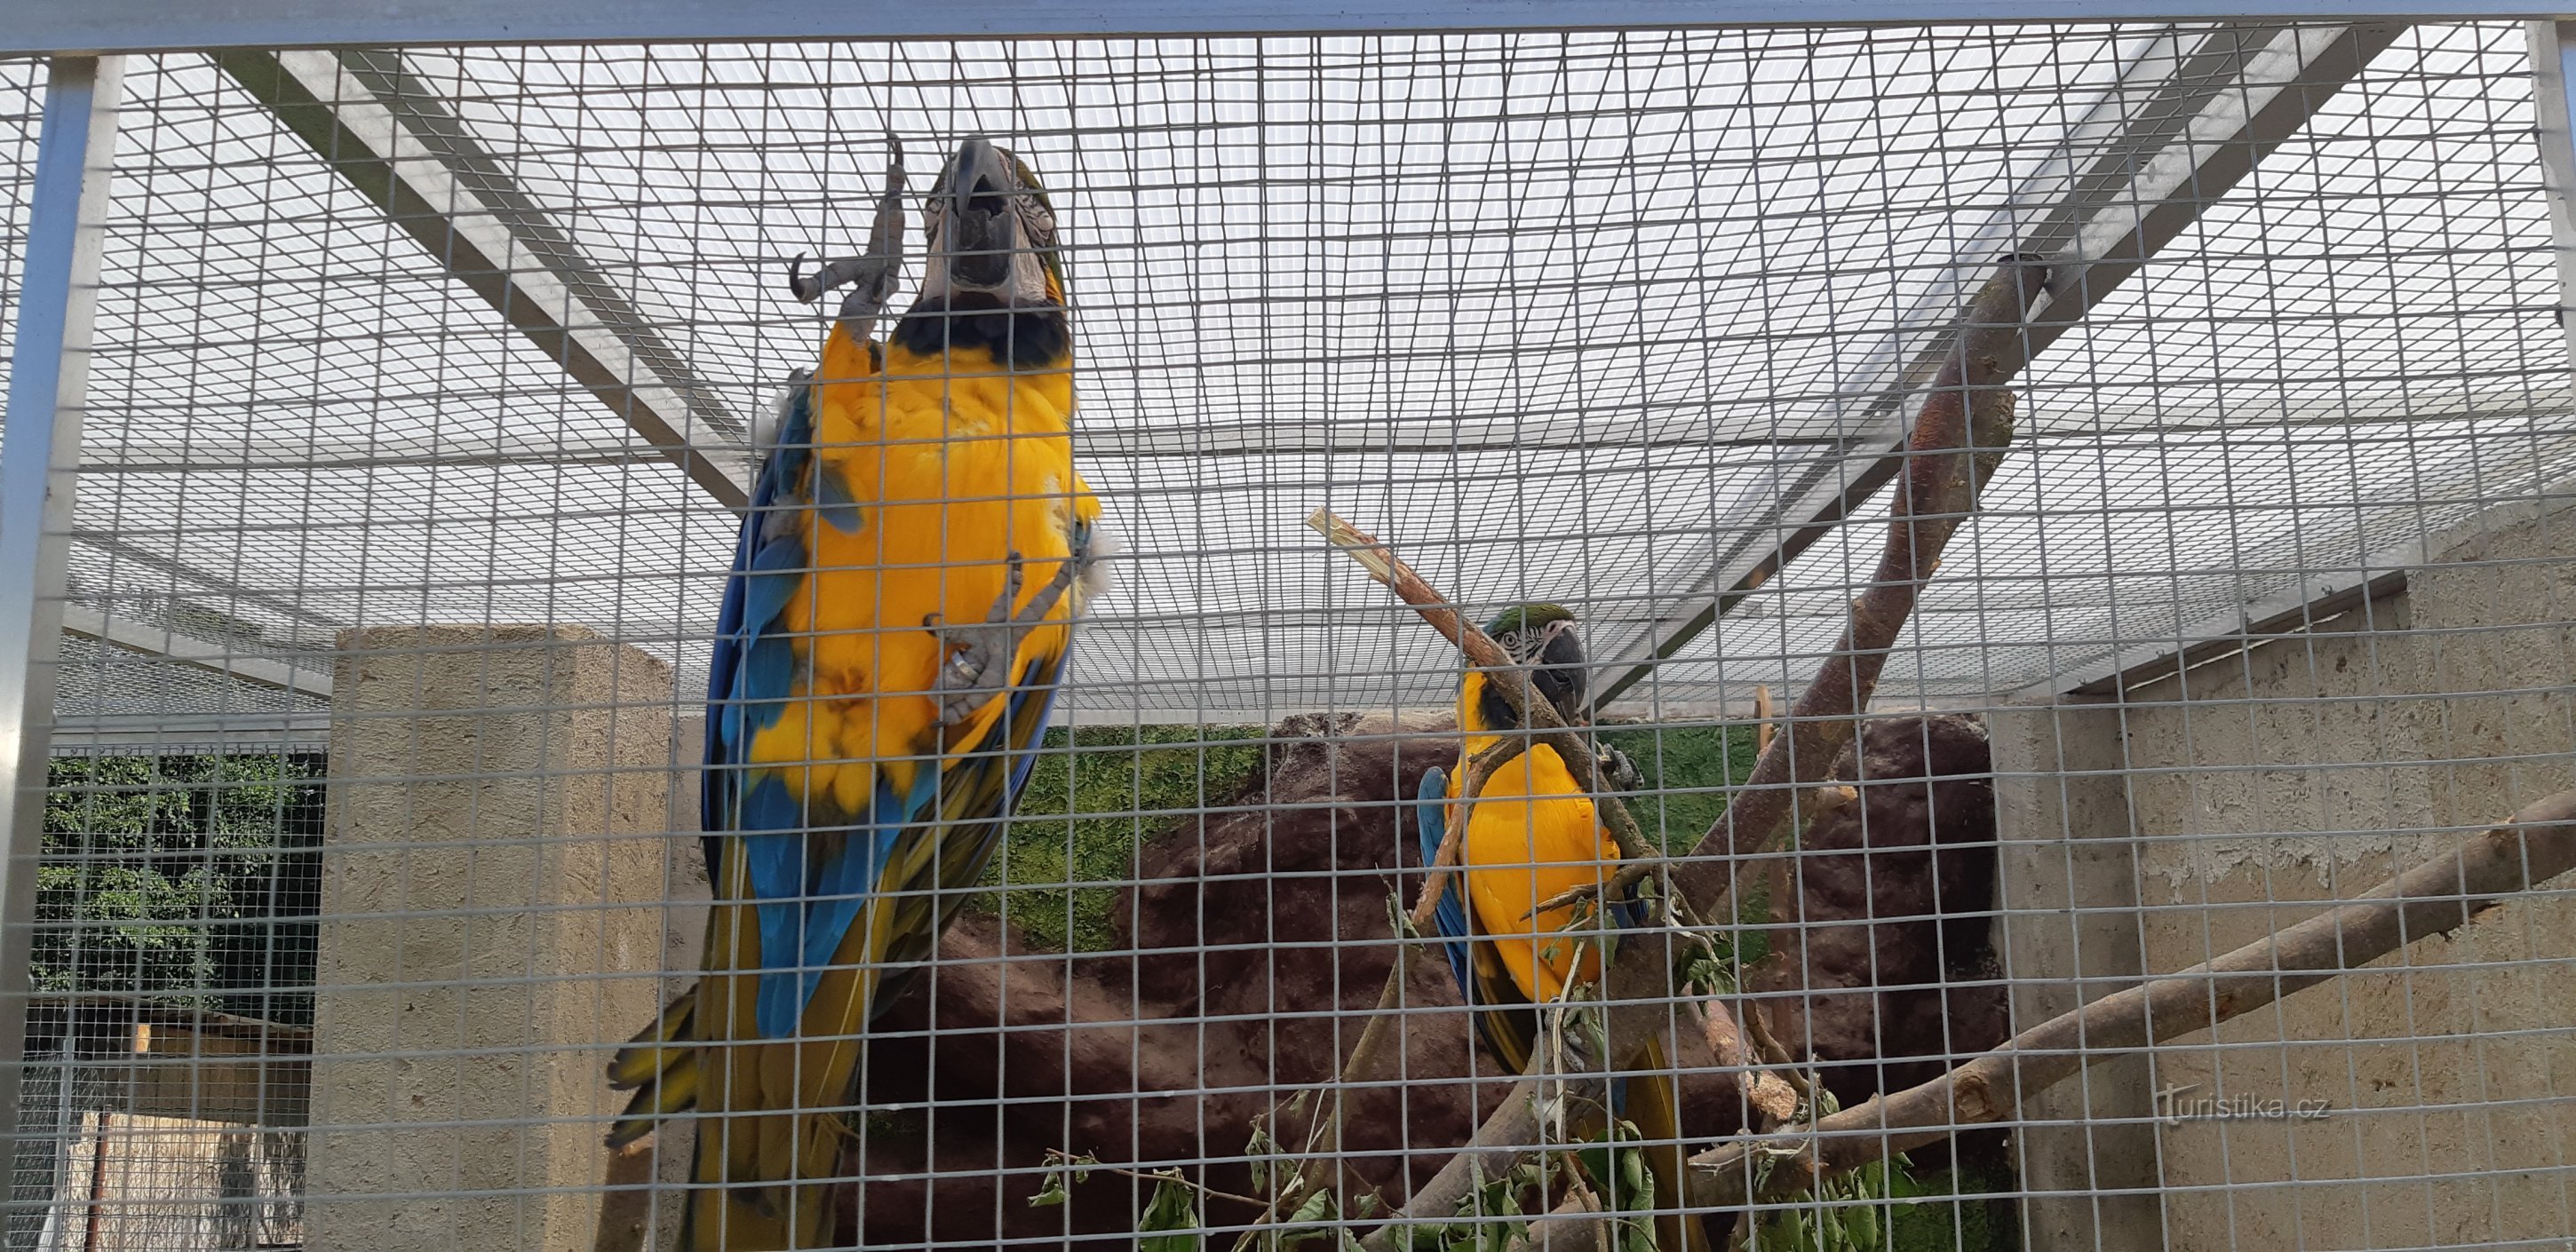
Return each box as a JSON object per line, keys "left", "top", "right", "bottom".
{"left": 894, "top": 294, "right": 1070, "bottom": 370}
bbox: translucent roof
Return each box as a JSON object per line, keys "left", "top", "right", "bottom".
{"left": 5, "top": 21, "right": 2569, "bottom": 740}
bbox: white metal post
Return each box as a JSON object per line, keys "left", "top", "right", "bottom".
{"left": 0, "top": 53, "right": 124, "bottom": 1157}
{"left": 2528, "top": 22, "right": 2576, "bottom": 385}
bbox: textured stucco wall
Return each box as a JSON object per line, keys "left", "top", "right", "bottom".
{"left": 1998, "top": 492, "right": 2576, "bottom": 1250}
{"left": 306, "top": 625, "right": 678, "bottom": 1252}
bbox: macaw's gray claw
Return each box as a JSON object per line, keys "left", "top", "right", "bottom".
{"left": 926, "top": 549, "right": 1090, "bottom": 731}
{"left": 788, "top": 141, "right": 911, "bottom": 342}
{"left": 1596, "top": 744, "right": 1645, "bottom": 794}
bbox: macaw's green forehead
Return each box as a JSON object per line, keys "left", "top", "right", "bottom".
{"left": 1484, "top": 602, "right": 1576, "bottom": 638}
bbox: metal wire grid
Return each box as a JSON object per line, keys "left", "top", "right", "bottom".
{"left": 7, "top": 23, "right": 2558, "bottom": 731}
{"left": 1, "top": 18, "right": 2573, "bottom": 1252}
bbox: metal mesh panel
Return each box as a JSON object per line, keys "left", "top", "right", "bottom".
{"left": 4, "top": 20, "right": 2575, "bottom": 1252}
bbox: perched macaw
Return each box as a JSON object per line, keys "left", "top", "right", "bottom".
{"left": 604, "top": 137, "right": 1110, "bottom": 1250}
{"left": 1414, "top": 604, "right": 1707, "bottom": 1252}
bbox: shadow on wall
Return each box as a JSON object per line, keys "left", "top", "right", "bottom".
{"left": 832, "top": 712, "right": 2006, "bottom": 1248}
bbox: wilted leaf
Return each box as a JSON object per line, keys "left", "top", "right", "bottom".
{"left": 1276, "top": 1190, "right": 1340, "bottom": 1248}
{"left": 1137, "top": 1171, "right": 1202, "bottom": 1251}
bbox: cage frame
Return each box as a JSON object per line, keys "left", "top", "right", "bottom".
{"left": 8, "top": 4, "right": 2576, "bottom": 1241}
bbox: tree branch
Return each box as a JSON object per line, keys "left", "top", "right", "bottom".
{"left": 1685, "top": 788, "right": 2576, "bottom": 1208}
{"left": 1356, "top": 257, "right": 2050, "bottom": 1247}
{"left": 1573, "top": 259, "right": 2043, "bottom": 913}
{"left": 1308, "top": 507, "right": 1658, "bottom": 923}
{"left": 1274, "top": 511, "right": 1660, "bottom": 1236}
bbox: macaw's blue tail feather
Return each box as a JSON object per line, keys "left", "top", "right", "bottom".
{"left": 746, "top": 759, "right": 949, "bottom": 1039}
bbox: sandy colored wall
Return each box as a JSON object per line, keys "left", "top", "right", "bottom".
{"left": 1997, "top": 493, "right": 2576, "bottom": 1249}
{"left": 305, "top": 625, "right": 682, "bottom": 1252}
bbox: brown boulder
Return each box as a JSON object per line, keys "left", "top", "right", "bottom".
{"left": 1750, "top": 714, "right": 2009, "bottom": 1167}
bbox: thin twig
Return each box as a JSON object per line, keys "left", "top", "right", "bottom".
{"left": 1239, "top": 943, "right": 1417, "bottom": 1249}
{"left": 1042, "top": 1150, "right": 1274, "bottom": 1213}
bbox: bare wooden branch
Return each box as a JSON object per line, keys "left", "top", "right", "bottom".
{"left": 1307, "top": 509, "right": 1652, "bottom": 843}
{"left": 1684, "top": 788, "right": 2576, "bottom": 1209}
{"left": 1584, "top": 260, "right": 2046, "bottom": 914}
{"left": 1701, "top": 1002, "right": 1799, "bottom": 1128}
{"left": 1281, "top": 511, "right": 1658, "bottom": 1234}
{"left": 1501, "top": 1188, "right": 1613, "bottom": 1252}
{"left": 1356, "top": 258, "right": 2049, "bottom": 1246}
{"left": 1309, "top": 508, "right": 1512, "bottom": 673}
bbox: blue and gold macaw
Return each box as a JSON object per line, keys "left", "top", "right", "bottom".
{"left": 604, "top": 137, "right": 1110, "bottom": 1250}
{"left": 1414, "top": 604, "right": 1707, "bottom": 1252}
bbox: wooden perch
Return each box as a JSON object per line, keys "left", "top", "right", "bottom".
{"left": 1683, "top": 788, "right": 2576, "bottom": 1208}
{"left": 1306, "top": 508, "right": 1658, "bottom": 876}
{"left": 1577, "top": 258, "right": 2046, "bottom": 914}
{"left": 1265, "top": 510, "right": 1664, "bottom": 1240}
{"left": 1355, "top": 257, "right": 2049, "bottom": 1248}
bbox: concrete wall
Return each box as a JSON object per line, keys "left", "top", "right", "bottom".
{"left": 1996, "top": 494, "right": 2576, "bottom": 1250}
{"left": 306, "top": 625, "right": 680, "bottom": 1252}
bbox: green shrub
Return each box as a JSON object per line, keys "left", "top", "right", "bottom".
{"left": 38, "top": 752, "right": 325, "bottom": 1023}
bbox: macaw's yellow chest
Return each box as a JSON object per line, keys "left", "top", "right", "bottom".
{"left": 1448, "top": 725, "right": 1621, "bottom": 1005}
{"left": 755, "top": 336, "right": 1094, "bottom": 815}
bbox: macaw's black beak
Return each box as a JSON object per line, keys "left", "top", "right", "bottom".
{"left": 942, "top": 138, "right": 1021, "bottom": 294}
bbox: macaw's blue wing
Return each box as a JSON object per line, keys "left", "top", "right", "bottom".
{"left": 1413, "top": 766, "right": 1479, "bottom": 997}
{"left": 702, "top": 384, "right": 929, "bottom": 1039}
{"left": 1413, "top": 765, "right": 1554, "bottom": 1074}
{"left": 699, "top": 386, "right": 1074, "bottom": 1040}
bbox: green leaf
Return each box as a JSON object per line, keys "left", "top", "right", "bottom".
{"left": 1029, "top": 1151, "right": 1100, "bottom": 1208}
{"left": 1572, "top": 1143, "right": 1618, "bottom": 1195}
{"left": 1137, "top": 1172, "right": 1203, "bottom": 1251}
{"left": 1244, "top": 1115, "right": 1276, "bottom": 1193}
{"left": 1846, "top": 1200, "right": 1879, "bottom": 1252}
{"left": 1881, "top": 1153, "right": 1929, "bottom": 1202}
{"left": 1389, "top": 891, "right": 1420, "bottom": 941}
{"left": 1618, "top": 1212, "right": 1658, "bottom": 1252}
{"left": 1276, "top": 1189, "right": 1339, "bottom": 1248}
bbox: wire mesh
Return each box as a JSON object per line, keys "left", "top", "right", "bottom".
{"left": 4, "top": 20, "right": 2574, "bottom": 1252}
